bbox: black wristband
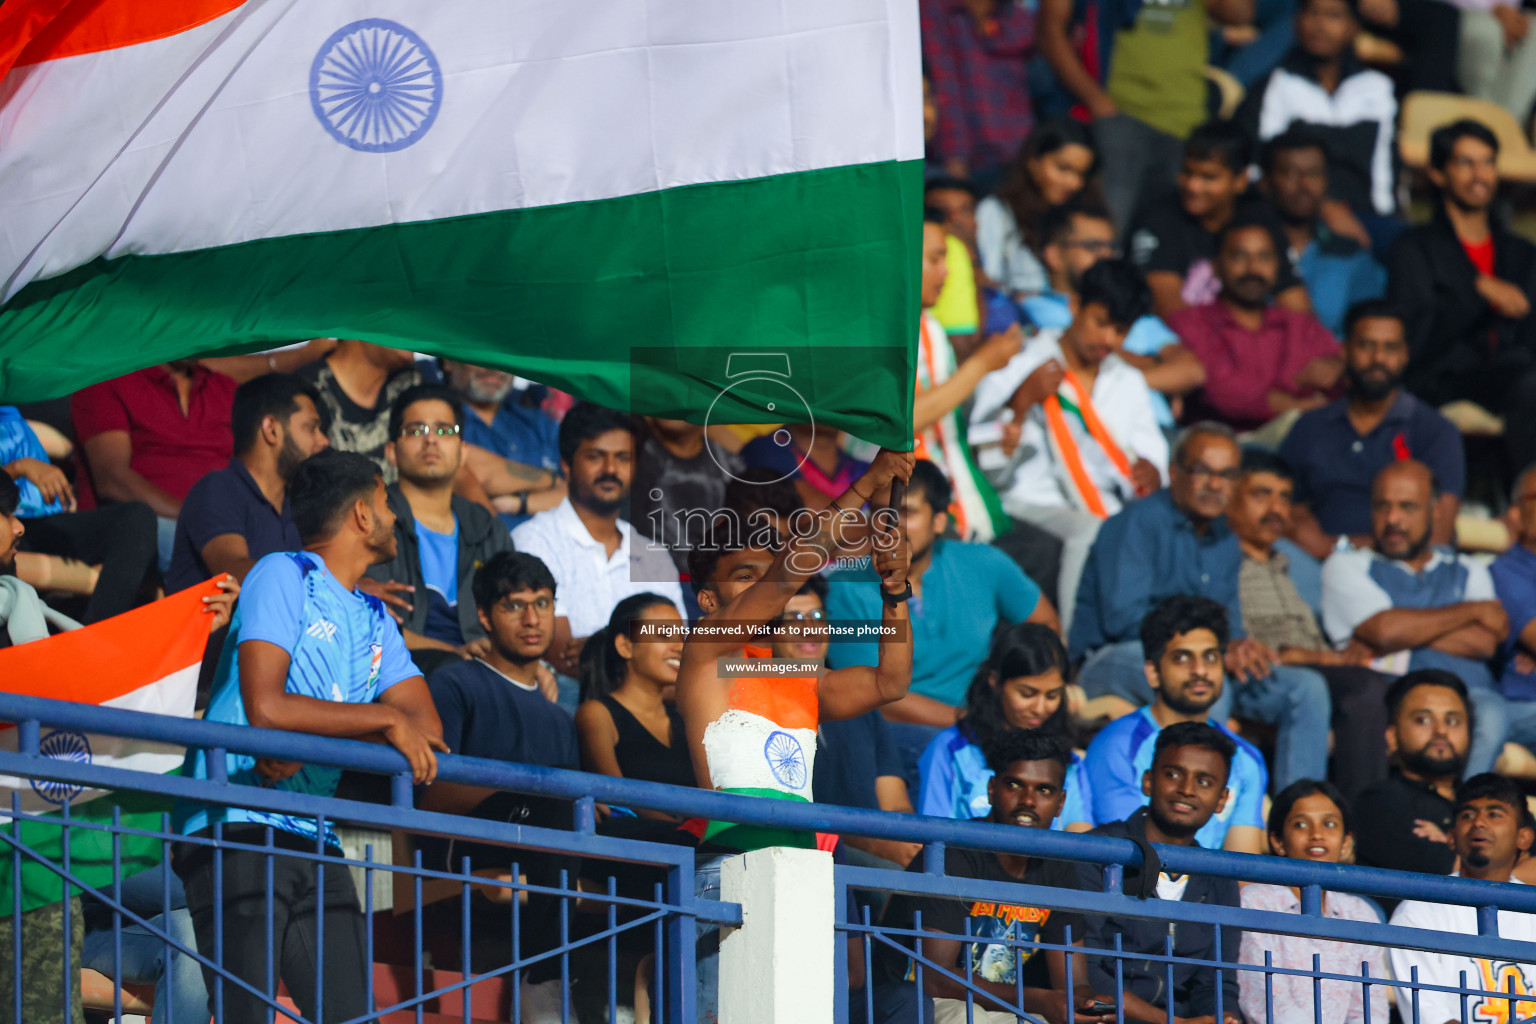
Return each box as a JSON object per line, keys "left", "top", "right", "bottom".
{"left": 880, "top": 580, "right": 913, "bottom": 607}
{"left": 517, "top": 491, "right": 529, "bottom": 516}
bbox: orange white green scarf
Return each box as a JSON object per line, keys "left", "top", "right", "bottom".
{"left": 1041, "top": 368, "right": 1133, "bottom": 519}
{"left": 916, "top": 314, "right": 1011, "bottom": 541}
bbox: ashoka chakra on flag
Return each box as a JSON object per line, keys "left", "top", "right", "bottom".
{"left": 0, "top": 0, "right": 923, "bottom": 448}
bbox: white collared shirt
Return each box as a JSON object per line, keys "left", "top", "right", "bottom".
{"left": 511, "top": 498, "right": 684, "bottom": 637}
{"left": 968, "top": 328, "right": 1168, "bottom": 515}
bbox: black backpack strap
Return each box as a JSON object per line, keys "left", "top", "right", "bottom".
{"left": 1127, "top": 834, "right": 1162, "bottom": 900}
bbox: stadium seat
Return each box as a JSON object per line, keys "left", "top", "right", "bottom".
{"left": 1400, "top": 92, "right": 1536, "bottom": 182}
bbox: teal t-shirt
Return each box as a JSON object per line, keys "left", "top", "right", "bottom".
{"left": 824, "top": 540, "right": 1042, "bottom": 706}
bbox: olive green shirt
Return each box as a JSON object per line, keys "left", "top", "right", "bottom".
{"left": 1106, "top": 0, "right": 1210, "bottom": 140}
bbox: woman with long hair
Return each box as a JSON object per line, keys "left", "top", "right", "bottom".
{"left": 574, "top": 593, "right": 695, "bottom": 820}
{"left": 975, "top": 119, "right": 1100, "bottom": 301}
{"left": 1237, "top": 780, "right": 1389, "bottom": 1024}
{"left": 916, "top": 622, "right": 1087, "bottom": 825}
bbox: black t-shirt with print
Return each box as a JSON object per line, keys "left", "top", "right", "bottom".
{"left": 1128, "top": 194, "right": 1300, "bottom": 305}
{"left": 874, "top": 833, "right": 1080, "bottom": 989}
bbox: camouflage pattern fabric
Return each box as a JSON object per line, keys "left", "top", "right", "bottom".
{"left": 0, "top": 897, "right": 84, "bottom": 1024}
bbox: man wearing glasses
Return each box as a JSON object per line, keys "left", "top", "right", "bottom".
{"left": 1021, "top": 200, "right": 1205, "bottom": 431}
{"left": 364, "top": 384, "right": 515, "bottom": 676}
{"left": 1070, "top": 422, "right": 1332, "bottom": 790}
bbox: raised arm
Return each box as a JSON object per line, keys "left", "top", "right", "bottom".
{"left": 818, "top": 502, "right": 913, "bottom": 721}
{"left": 914, "top": 327, "right": 1023, "bottom": 434}
{"left": 198, "top": 339, "right": 337, "bottom": 383}
{"left": 683, "top": 451, "right": 915, "bottom": 665}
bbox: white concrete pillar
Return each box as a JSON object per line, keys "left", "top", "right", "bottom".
{"left": 719, "top": 845, "right": 834, "bottom": 1024}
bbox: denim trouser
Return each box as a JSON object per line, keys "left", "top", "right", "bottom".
{"left": 1502, "top": 697, "right": 1536, "bottom": 759}
{"left": 1078, "top": 640, "right": 1331, "bottom": 790}
{"left": 695, "top": 854, "right": 727, "bottom": 1024}
{"left": 81, "top": 865, "right": 207, "bottom": 1024}
{"left": 155, "top": 516, "right": 177, "bottom": 575}
{"left": 1463, "top": 685, "right": 1510, "bottom": 778}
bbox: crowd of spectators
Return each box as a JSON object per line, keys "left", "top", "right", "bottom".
{"left": 10, "top": 5, "right": 1536, "bottom": 1020}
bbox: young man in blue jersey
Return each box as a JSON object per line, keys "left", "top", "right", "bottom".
{"left": 174, "top": 448, "right": 446, "bottom": 1024}
{"left": 1068, "top": 594, "right": 1269, "bottom": 854}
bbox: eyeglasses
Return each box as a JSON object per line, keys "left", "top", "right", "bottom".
{"left": 499, "top": 596, "right": 553, "bottom": 615}
{"left": 1180, "top": 461, "right": 1241, "bottom": 482}
{"left": 779, "top": 609, "right": 827, "bottom": 623}
{"left": 401, "top": 422, "right": 461, "bottom": 439}
{"left": 1062, "top": 239, "right": 1118, "bottom": 255}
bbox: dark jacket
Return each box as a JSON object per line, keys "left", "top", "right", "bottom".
{"left": 1236, "top": 48, "right": 1398, "bottom": 218}
{"left": 1385, "top": 207, "right": 1536, "bottom": 409}
{"left": 1066, "top": 809, "right": 1244, "bottom": 1020}
{"left": 365, "top": 485, "right": 514, "bottom": 643}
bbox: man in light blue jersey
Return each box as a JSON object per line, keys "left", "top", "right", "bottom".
{"left": 173, "top": 448, "right": 445, "bottom": 1024}
{"left": 1067, "top": 594, "right": 1268, "bottom": 854}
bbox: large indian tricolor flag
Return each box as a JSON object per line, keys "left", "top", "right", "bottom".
{"left": 0, "top": 0, "right": 923, "bottom": 446}
{"left": 0, "top": 581, "right": 215, "bottom": 914}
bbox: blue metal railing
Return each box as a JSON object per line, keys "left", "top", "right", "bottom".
{"left": 1, "top": 690, "right": 1530, "bottom": 918}
{"left": 1, "top": 691, "right": 1535, "bottom": 1024}
{"left": 0, "top": 693, "right": 726, "bottom": 1024}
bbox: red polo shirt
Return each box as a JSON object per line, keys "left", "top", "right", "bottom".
{"left": 1167, "top": 302, "right": 1342, "bottom": 432}
{"left": 71, "top": 365, "right": 237, "bottom": 510}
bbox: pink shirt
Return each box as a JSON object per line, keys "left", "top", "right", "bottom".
{"left": 1167, "top": 303, "right": 1341, "bottom": 431}
{"left": 71, "top": 365, "right": 236, "bottom": 510}
{"left": 1238, "top": 883, "right": 1391, "bottom": 1024}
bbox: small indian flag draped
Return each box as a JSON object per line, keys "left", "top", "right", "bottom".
{"left": 0, "top": 0, "right": 924, "bottom": 448}
{"left": 0, "top": 581, "right": 215, "bottom": 915}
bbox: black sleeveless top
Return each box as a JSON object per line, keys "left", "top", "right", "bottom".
{"left": 598, "top": 695, "right": 697, "bottom": 790}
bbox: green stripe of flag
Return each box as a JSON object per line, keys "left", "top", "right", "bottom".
{"left": 0, "top": 160, "right": 923, "bottom": 448}
{"left": 0, "top": 789, "right": 172, "bottom": 916}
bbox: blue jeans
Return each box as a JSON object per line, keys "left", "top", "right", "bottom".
{"left": 1078, "top": 641, "right": 1331, "bottom": 790}
{"left": 1465, "top": 686, "right": 1510, "bottom": 777}
{"left": 81, "top": 865, "right": 207, "bottom": 1024}
{"left": 1503, "top": 696, "right": 1536, "bottom": 756}
{"left": 155, "top": 515, "right": 176, "bottom": 575}
{"left": 554, "top": 671, "right": 581, "bottom": 715}
{"left": 695, "top": 854, "right": 727, "bottom": 1024}
{"left": 1228, "top": 664, "right": 1331, "bottom": 790}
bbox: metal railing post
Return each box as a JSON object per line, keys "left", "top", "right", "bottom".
{"left": 720, "top": 847, "right": 833, "bottom": 1024}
